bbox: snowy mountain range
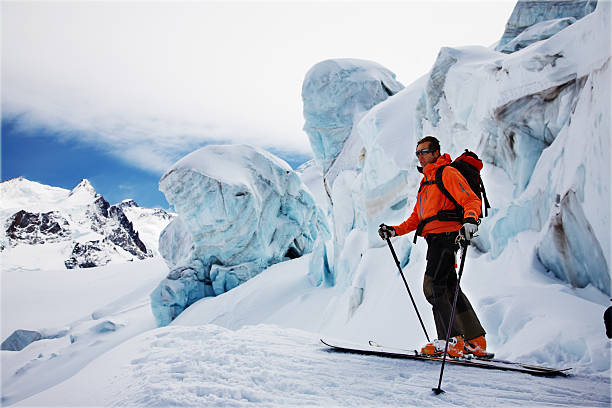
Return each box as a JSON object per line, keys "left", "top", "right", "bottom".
{"left": 0, "top": 177, "right": 174, "bottom": 270}
{"left": 1, "top": 1, "right": 610, "bottom": 406}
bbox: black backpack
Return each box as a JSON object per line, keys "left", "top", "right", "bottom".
{"left": 414, "top": 150, "right": 490, "bottom": 243}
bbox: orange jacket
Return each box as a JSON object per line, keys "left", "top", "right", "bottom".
{"left": 393, "top": 153, "right": 481, "bottom": 237}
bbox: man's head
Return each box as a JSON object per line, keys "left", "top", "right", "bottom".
{"left": 416, "top": 136, "right": 441, "bottom": 168}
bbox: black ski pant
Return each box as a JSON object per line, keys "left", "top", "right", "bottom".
{"left": 423, "top": 231, "right": 486, "bottom": 341}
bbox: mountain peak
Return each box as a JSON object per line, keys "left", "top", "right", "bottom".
{"left": 69, "top": 179, "right": 97, "bottom": 197}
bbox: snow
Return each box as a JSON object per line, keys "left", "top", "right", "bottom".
{"left": 7, "top": 240, "right": 611, "bottom": 406}
{"left": 2, "top": 1, "right": 611, "bottom": 406}
{"left": 1, "top": 258, "right": 168, "bottom": 404}
{"left": 15, "top": 325, "right": 610, "bottom": 408}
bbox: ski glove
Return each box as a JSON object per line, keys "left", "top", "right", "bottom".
{"left": 378, "top": 224, "right": 396, "bottom": 240}
{"left": 460, "top": 222, "right": 478, "bottom": 241}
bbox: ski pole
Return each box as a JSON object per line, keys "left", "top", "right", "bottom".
{"left": 432, "top": 236, "right": 469, "bottom": 395}
{"left": 385, "top": 237, "right": 430, "bottom": 343}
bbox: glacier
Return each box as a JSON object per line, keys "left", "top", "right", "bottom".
{"left": 151, "top": 144, "right": 329, "bottom": 326}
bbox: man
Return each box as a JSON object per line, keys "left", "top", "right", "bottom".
{"left": 378, "top": 136, "right": 487, "bottom": 358}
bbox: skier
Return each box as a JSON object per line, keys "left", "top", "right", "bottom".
{"left": 378, "top": 136, "right": 487, "bottom": 358}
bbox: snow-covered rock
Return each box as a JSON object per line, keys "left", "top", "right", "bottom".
{"left": 116, "top": 199, "right": 139, "bottom": 209}
{"left": 496, "top": 0, "right": 597, "bottom": 52}
{"left": 6, "top": 210, "right": 71, "bottom": 245}
{"left": 64, "top": 239, "right": 115, "bottom": 269}
{"left": 120, "top": 203, "right": 175, "bottom": 256}
{"left": 302, "top": 59, "right": 403, "bottom": 177}
{"left": 151, "top": 144, "right": 329, "bottom": 326}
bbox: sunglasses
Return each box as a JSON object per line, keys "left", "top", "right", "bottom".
{"left": 415, "top": 148, "right": 435, "bottom": 157}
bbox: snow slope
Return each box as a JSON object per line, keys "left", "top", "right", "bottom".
{"left": 17, "top": 325, "right": 610, "bottom": 407}
{"left": 1, "top": 258, "right": 168, "bottom": 405}
{"left": 13, "top": 245, "right": 611, "bottom": 406}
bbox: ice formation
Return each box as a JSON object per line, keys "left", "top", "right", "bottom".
{"left": 497, "top": 17, "right": 577, "bottom": 53}
{"left": 151, "top": 144, "right": 328, "bottom": 326}
{"left": 302, "top": 59, "right": 404, "bottom": 176}
{"left": 303, "top": 2, "right": 610, "bottom": 299}
{"left": 496, "top": 0, "right": 597, "bottom": 52}
{"left": 537, "top": 190, "right": 610, "bottom": 294}
{"left": 0, "top": 330, "right": 42, "bottom": 351}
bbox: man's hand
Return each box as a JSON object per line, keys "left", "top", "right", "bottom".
{"left": 378, "top": 224, "right": 397, "bottom": 240}
{"left": 460, "top": 219, "right": 478, "bottom": 241}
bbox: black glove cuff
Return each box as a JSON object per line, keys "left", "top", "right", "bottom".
{"left": 462, "top": 217, "right": 479, "bottom": 225}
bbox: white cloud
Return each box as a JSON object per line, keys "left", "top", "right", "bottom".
{"left": 2, "top": 1, "right": 516, "bottom": 172}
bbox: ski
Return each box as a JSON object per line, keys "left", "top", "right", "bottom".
{"left": 367, "top": 340, "right": 567, "bottom": 374}
{"left": 321, "top": 338, "right": 571, "bottom": 377}
{"left": 370, "top": 340, "right": 493, "bottom": 360}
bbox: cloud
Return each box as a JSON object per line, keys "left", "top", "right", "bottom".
{"left": 2, "top": 1, "right": 515, "bottom": 173}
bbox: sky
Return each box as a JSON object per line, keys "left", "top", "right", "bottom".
{"left": 1, "top": 1, "right": 516, "bottom": 208}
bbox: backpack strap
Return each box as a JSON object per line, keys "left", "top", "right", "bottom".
{"left": 479, "top": 176, "right": 491, "bottom": 217}
{"left": 434, "top": 165, "right": 463, "bottom": 215}
{"left": 413, "top": 166, "right": 464, "bottom": 243}
{"left": 418, "top": 179, "right": 436, "bottom": 193}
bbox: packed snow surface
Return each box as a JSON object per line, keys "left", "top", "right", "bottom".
{"left": 16, "top": 325, "right": 611, "bottom": 407}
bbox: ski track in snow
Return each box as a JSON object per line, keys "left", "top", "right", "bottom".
{"left": 20, "top": 325, "right": 610, "bottom": 407}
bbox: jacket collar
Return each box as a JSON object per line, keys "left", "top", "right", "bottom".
{"left": 419, "top": 153, "right": 452, "bottom": 178}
